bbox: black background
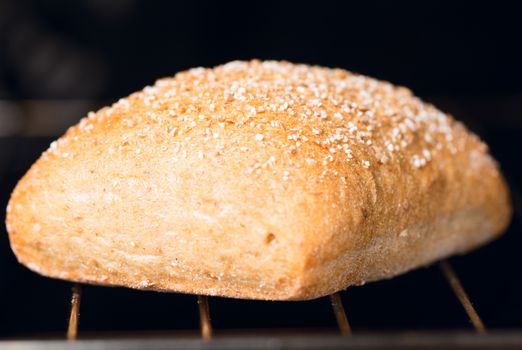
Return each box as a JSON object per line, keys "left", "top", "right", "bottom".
{"left": 1, "top": 1, "right": 521, "bottom": 99}
{"left": 0, "top": 0, "right": 521, "bottom": 338}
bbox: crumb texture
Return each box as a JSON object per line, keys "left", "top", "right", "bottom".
{"left": 6, "top": 60, "right": 511, "bottom": 300}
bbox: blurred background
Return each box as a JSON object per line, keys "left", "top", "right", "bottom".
{"left": 0, "top": 0, "right": 521, "bottom": 339}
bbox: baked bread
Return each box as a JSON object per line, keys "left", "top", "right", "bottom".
{"left": 6, "top": 60, "right": 511, "bottom": 300}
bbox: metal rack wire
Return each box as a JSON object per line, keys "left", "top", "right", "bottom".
{"left": 64, "top": 259, "right": 485, "bottom": 342}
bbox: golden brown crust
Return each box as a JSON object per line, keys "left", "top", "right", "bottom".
{"left": 6, "top": 60, "right": 511, "bottom": 300}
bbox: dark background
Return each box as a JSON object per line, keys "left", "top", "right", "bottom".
{"left": 0, "top": 0, "right": 521, "bottom": 338}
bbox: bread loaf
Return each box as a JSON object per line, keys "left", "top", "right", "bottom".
{"left": 6, "top": 60, "right": 511, "bottom": 300}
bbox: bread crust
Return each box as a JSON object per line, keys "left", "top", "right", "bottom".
{"left": 6, "top": 60, "right": 511, "bottom": 300}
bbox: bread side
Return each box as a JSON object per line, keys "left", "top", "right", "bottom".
{"left": 6, "top": 61, "right": 511, "bottom": 300}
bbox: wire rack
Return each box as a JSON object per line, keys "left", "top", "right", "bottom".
{"left": 61, "top": 260, "right": 482, "bottom": 341}
{"left": 3, "top": 259, "right": 522, "bottom": 350}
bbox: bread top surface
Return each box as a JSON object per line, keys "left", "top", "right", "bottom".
{"left": 5, "top": 60, "right": 511, "bottom": 299}
{"left": 43, "top": 60, "right": 494, "bottom": 180}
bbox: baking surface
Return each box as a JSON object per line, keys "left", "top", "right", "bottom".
{"left": 3, "top": 332, "right": 522, "bottom": 349}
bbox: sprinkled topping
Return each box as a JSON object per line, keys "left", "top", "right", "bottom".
{"left": 412, "top": 155, "right": 427, "bottom": 168}
{"left": 55, "top": 60, "right": 481, "bottom": 182}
